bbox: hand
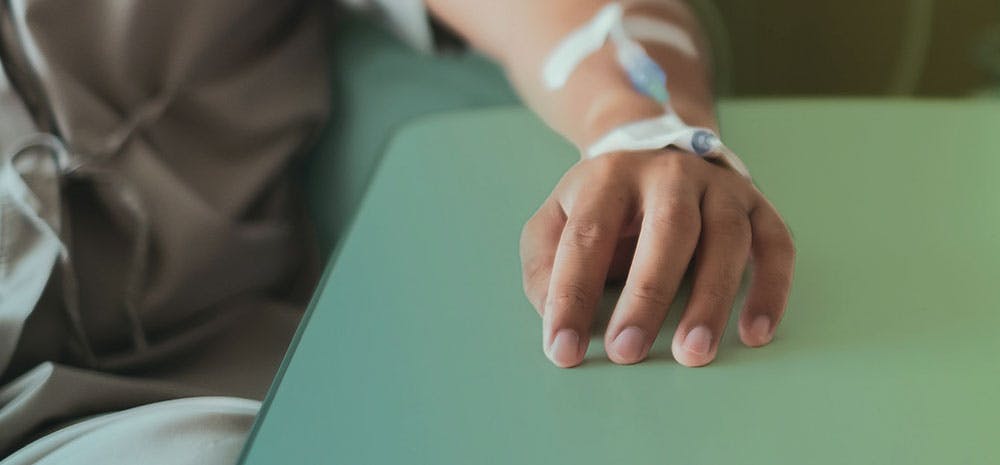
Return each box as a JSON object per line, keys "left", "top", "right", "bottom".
{"left": 520, "top": 149, "right": 795, "bottom": 368}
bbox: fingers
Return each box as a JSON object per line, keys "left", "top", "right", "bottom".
{"left": 520, "top": 199, "right": 566, "bottom": 314}
{"left": 605, "top": 182, "right": 701, "bottom": 365}
{"left": 671, "top": 187, "right": 752, "bottom": 367}
{"left": 526, "top": 152, "right": 793, "bottom": 369}
{"left": 543, "top": 178, "right": 631, "bottom": 368}
{"left": 738, "top": 200, "right": 795, "bottom": 347}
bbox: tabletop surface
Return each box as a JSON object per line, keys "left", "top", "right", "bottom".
{"left": 241, "top": 100, "right": 1000, "bottom": 465}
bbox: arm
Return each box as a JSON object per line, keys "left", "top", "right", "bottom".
{"left": 426, "top": 0, "right": 717, "bottom": 147}
{"left": 426, "top": 0, "right": 795, "bottom": 368}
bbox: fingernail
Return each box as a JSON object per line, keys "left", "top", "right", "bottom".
{"left": 682, "top": 325, "right": 713, "bottom": 355}
{"left": 610, "top": 326, "right": 649, "bottom": 364}
{"left": 548, "top": 329, "right": 581, "bottom": 367}
{"left": 750, "top": 315, "right": 773, "bottom": 345}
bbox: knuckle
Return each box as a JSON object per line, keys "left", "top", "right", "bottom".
{"left": 658, "top": 150, "right": 705, "bottom": 180}
{"left": 628, "top": 280, "right": 674, "bottom": 310}
{"left": 717, "top": 185, "right": 754, "bottom": 211}
{"left": 759, "top": 266, "right": 794, "bottom": 290}
{"left": 547, "top": 282, "right": 591, "bottom": 312}
{"left": 707, "top": 208, "right": 750, "bottom": 239}
{"left": 562, "top": 219, "right": 610, "bottom": 250}
{"left": 659, "top": 150, "right": 692, "bottom": 170}
{"left": 585, "top": 152, "right": 630, "bottom": 180}
{"left": 521, "top": 203, "right": 555, "bottom": 243}
{"left": 519, "top": 220, "right": 535, "bottom": 246}
{"left": 699, "top": 286, "right": 734, "bottom": 310}
{"left": 647, "top": 198, "right": 700, "bottom": 236}
{"left": 520, "top": 224, "right": 545, "bottom": 252}
{"left": 757, "top": 215, "right": 797, "bottom": 262}
{"left": 521, "top": 257, "right": 551, "bottom": 295}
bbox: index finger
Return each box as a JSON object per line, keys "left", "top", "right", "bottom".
{"left": 543, "top": 187, "right": 630, "bottom": 368}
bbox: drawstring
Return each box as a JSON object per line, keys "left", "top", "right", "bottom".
{"left": 2, "top": 134, "right": 72, "bottom": 252}
{"left": 4, "top": 131, "right": 156, "bottom": 367}
{"left": 94, "top": 166, "right": 151, "bottom": 353}
{"left": 83, "top": 91, "right": 178, "bottom": 356}
{"left": 2, "top": 133, "right": 98, "bottom": 366}
{"left": 1, "top": 0, "right": 171, "bottom": 366}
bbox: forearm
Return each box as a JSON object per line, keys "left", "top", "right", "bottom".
{"left": 426, "top": 0, "right": 718, "bottom": 152}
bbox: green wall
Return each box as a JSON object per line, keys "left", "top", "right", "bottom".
{"left": 700, "top": 0, "right": 1000, "bottom": 96}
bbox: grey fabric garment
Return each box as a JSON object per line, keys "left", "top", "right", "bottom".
{"left": 2, "top": 397, "right": 259, "bottom": 465}
{"left": 0, "top": 0, "right": 329, "bottom": 460}
{"left": 0, "top": 65, "right": 64, "bottom": 379}
{"left": 0, "top": 297, "right": 301, "bottom": 464}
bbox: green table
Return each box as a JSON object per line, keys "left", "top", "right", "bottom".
{"left": 241, "top": 100, "right": 1000, "bottom": 464}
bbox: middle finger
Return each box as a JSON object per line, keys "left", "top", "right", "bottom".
{"left": 605, "top": 183, "right": 702, "bottom": 364}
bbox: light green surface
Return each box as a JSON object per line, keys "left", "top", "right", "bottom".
{"left": 243, "top": 100, "right": 1000, "bottom": 464}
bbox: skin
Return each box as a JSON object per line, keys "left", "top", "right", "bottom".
{"left": 427, "top": 0, "right": 795, "bottom": 368}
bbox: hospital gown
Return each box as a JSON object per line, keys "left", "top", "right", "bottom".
{"left": 0, "top": 0, "right": 428, "bottom": 463}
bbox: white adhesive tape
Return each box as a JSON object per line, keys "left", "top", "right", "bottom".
{"left": 542, "top": 3, "right": 624, "bottom": 90}
{"left": 621, "top": 16, "right": 698, "bottom": 58}
{"left": 543, "top": 2, "right": 750, "bottom": 179}
{"left": 586, "top": 113, "right": 751, "bottom": 178}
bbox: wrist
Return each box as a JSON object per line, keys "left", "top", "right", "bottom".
{"left": 580, "top": 90, "right": 718, "bottom": 155}
{"left": 580, "top": 89, "right": 663, "bottom": 151}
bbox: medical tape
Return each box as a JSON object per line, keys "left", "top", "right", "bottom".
{"left": 543, "top": 2, "right": 750, "bottom": 178}
{"left": 586, "top": 113, "right": 751, "bottom": 177}
{"left": 543, "top": 4, "right": 625, "bottom": 90}
{"left": 621, "top": 16, "right": 698, "bottom": 58}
